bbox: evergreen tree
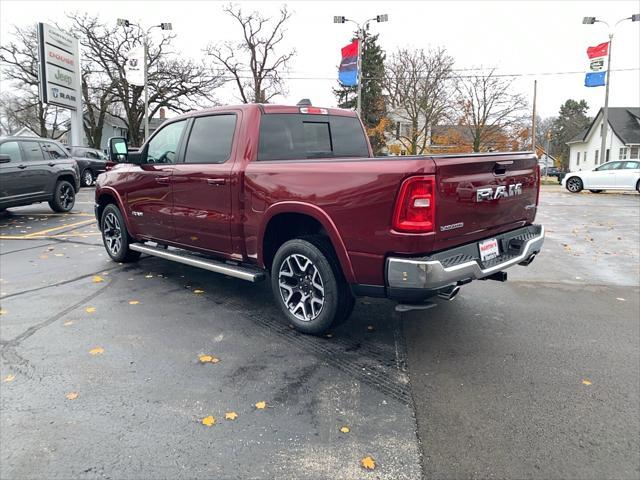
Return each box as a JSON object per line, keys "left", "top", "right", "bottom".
{"left": 551, "top": 99, "right": 592, "bottom": 168}
{"left": 333, "top": 30, "right": 387, "bottom": 154}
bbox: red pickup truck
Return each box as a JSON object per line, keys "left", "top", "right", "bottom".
{"left": 96, "top": 102, "right": 544, "bottom": 334}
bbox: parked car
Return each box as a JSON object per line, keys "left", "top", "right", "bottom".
{"left": 0, "top": 137, "right": 80, "bottom": 213}
{"left": 562, "top": 161, "right": 640, "bottom": 193}
{"left": 541, "top": 166, "right": 561, "bottom": 178}
{"left": 65, "top": 146, "right": 108, "bottom": 186}
{"left": 95, "top": 102, "right": 544, "bottom": 335}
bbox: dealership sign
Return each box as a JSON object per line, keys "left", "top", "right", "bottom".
{"left": 37, "top": 23, "right": 81, "bottom": 110}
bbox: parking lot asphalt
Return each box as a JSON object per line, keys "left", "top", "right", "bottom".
{"left": 0, "top": 186, "right": 638, "bottom": 479}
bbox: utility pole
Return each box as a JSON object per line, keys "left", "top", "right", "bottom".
{"left": 334, "top": 14, "right": 388, "bottom": 117}
{"left": 583, "top": 13, "right": 639, "bottom": 164}
{"left": 531, "top": 80, "right": 537, "bottom": 155}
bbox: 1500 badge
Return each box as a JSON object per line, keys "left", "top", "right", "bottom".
{"left": 476, "top": 183, "right": 522, "bottom": 202}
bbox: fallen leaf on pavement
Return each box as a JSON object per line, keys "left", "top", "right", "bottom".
{"left": 128, "top": 300, "right": 140, "bottom": 305}
{"left": 193, "top": 289, "right": 204, "bottom": 294}
{"left": 89, "top": 347, "right": 104, "bottom": 356}
{"left": 582, "top": 379, "right": 592, "bottom": 386}
{"left": 63, "top": 320, "right": 74, "bottom": 326}
{"left": 367, "top": 325, "right": 375, "bottom": 332}
{"left": 198, "top": 354, "right": 220, "bottom": 364}
{"left": 255, "top": 401, "right": 266, "bottom": 409}
{"left": 3, "top": 374, "right": 15, "bottom": 383}
{"left": 54, "top": 253, "right": 64, "bottom": 257}
{"left": 616, "top": 297, "right": 626, "bottom": 301}
{"left": 145, "top": 274, "right": 154, "bottom": 278}
{"left": 201, "top": 415, "right": 216, "bottom": 426}
{"left": 340, "top": 426, "right": 350, "bottom": 433}
{"left": 66, "top": 392, "right": 79, "bottom": 400}
{"left": 361, "top": 456, "right": 376, "bottom": 470}
{"left": 92, "top": 276, "right": 104, "bottom": 283}
{"left": 85, "top": 307, "right": 96, "bottom": 313}
{"left": 225, "top": 411, "right": 238, "bottom": 420}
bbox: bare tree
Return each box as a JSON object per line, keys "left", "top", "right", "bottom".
{"left": 455, "top": 69, "right": 528, "bottom": 152}
{"left": 0, "top": 25, "right": 69, "bottom": 138}
{"left": 385, "top": 47, "right": 454, "bottom": 154}
{"left": 69, "top": 14, "right": 224, "bottom": 146}
{"left": 206, "top": 4, "right": 295, "bottom": 103}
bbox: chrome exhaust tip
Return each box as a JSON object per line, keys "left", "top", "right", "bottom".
{"left": 437, "top": 285, "right": 461, "bottom": 301}
{"left": 519, "top": 253, "right": 537, "bottom": 266}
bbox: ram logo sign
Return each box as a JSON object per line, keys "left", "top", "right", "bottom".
{"left": 476, "top": 183, "right": 523, "bottom": 202}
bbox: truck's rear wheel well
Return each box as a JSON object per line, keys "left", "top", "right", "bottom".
{"left": 262, "top": 213, "right": 332, "bottom": 271}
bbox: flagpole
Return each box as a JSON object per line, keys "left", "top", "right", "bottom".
{"left": 599, "top": 33, "right": 613, "bottom": 165}
{"left": 356, "top": 27, "right": 363, "bottom": 117}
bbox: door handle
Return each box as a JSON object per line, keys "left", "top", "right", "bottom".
{"left": 17, "top": 164, "right": 27, "bottom": 169}
{"left": 155, "top": 176, "right": 171, "bottom": 184}
{"left": 206, "top": 178, "right": 226, "bottom": 186}
{"left": 48, "top": 162, "right": 55, "bottom": 167}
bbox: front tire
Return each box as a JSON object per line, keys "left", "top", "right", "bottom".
{"left": 271, "top": 236, "right": 354, "bottom": 335}
{"left": 81, "top": 169, "right": 94, "bottom": 187}
{"left": 100, "top": 204, "right": 141, "bottom": 263}
{"left": 566, "top": 176, "right": 583, "bottom": 193}
{"left": 48, "top": 180, "right": 76, "bottom": 212}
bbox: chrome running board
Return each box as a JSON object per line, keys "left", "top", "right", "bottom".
{"left": 130, "top": 243, "right": 266, "bottom": 283}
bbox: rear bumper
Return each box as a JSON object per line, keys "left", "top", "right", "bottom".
{"left": 385, "top": 224, "right": 544, "bottom": 300}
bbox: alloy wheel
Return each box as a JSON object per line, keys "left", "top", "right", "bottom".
{"left": 567, "top": 178, "right": 581, "bottom": 192}
{"left": 278, "top": 254, "right": 325, "bottom": 322}
{"left": 59, "top": 184, "right": 74, "bottom": 209}
{"left": 103, "top": 212, "right": 122, "bottom": 256}
{"left": 83, "top": 170, "right": 93, "bottom": 186}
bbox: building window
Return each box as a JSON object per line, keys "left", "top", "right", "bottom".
{"left": 576, "top": 151, "right": 580, "bottom": 165}
{"left": 619, "top": 147, "right": 628, "bottom": 159}
{"left": 595, "top": 149, "right": 599, "bottom": 164}
{"left": 599, "top": 124, "right": 603, "bottom": 137}
{"left": 631, "top": 146, "right": 639, "bottom": 159}
{"left": 606, "top": 149, "right": 610, "bottom": 162}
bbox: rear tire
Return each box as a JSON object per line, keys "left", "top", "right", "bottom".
{"left": 636, "top": 180, "right": 640, "bottom": 193}
{"left": 565, "top": 176, "right": 583, "bottom": 193}
{"left": 589, "top": 189, "right": 603, "bottom": 193}
{"left": 48, "top": 180, "right": 76, "bottom": 212}
{"left": 271, "top": 235, "right": 355, "bottom": 335}
{"left": 100, "top": 204, "right": 141, "bottom": 263}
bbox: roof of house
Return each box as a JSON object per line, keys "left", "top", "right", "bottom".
{"left": 567, "top": 107, "right": 640, "bottom": 145}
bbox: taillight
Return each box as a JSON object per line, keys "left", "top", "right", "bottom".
{"left": 392, "top": 175, "right": 436, "bottom": 233}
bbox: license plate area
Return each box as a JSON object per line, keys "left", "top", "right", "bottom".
{"left": 479, "top": 238, "right": 500, "bottom": 262}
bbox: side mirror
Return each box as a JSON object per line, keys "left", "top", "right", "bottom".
{"left": 0, "top": 154, "right": 11, "bottom": 164}
{"left": 108, "top": 137, "right": 128, "bottom": 163}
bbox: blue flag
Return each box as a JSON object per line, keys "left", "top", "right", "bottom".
{"left": 585, "top": 72, "right": 606, "bottom": 87}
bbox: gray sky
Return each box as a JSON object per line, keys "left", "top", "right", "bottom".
{"left": 1, "top": 0, "right": 639, "bottom": 119}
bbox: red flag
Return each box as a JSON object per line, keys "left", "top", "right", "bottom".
{"left": 587, "top": 42, "right": 609, "bottom": 59}
{"left": 341, "top": 39, "right": 359, "bottom": 59}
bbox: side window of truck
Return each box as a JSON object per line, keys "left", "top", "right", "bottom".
{"left": 146, "top": 120, "right": 187, "bottom": 164}
{"left": 184, "top": 114, "right": 236, "bottom": 164}
{"left": 257, "top": 114, "right": 369, "bottom": 161}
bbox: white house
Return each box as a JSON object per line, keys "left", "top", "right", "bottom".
{"left": 566, "top": 107, "right": 640, "bottom": 171}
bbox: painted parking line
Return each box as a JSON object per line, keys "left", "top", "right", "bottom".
{"left": 23, "top": 219, "right": 96, "bottom": 238}
{"left": 0, "top": 232, "right": 101, "bottom": 240}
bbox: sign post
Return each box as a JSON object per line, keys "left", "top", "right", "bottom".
{"left": 37, "top": 22, "right": 83, "bottom": 145}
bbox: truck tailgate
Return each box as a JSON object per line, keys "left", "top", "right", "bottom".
{"left": 433, "top": 153, "right": 539, "bottom": 251}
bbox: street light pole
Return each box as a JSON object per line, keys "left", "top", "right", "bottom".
{"left": 334, "top": 14, "right": 388, "bottom": 117}
{"left": 117, "top": 19, "right": 172, "bottom": 143}
{"left": 583, "top": 14, "right": 638, "bottom": 165}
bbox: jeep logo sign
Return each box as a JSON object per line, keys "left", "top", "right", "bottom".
{"left": 476, "top": 184, "right": 523, "bottom": 202}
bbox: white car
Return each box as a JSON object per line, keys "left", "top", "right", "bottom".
{"left": 562, "top": 160, "right": 640, "bottom": 193}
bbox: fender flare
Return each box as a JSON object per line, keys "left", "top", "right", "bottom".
{"left": 95, "top": 187, "right": 135, "bottom": 235}
{"left": 258, "top": 201, "right": 356, "bottom": 283}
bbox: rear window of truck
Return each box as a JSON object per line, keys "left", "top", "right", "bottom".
{"left": 257, "top": 114, "right": 369, "bottom": 161}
